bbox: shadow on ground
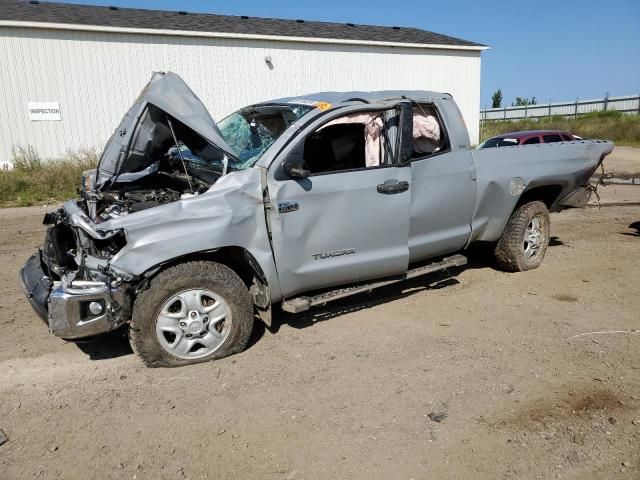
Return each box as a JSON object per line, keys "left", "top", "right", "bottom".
{"left": 74, "top": 328, "right": 133, "bottom": 360}
{"left": 73, "top": 235, "right": 574, "bottom": 359}
{"left": 622, "top": 221, "right": 640, "bottom": 237}
{"left": 73, "top": 317, "right": 267, "bottom": 361}
{"left": 549, "top": 236, "right": 568, "bottom": 247}
{"left": 274, "top": 236, "right": 571, "bottom": 331}
{"left": 272, "top": 269, "right": 464, "bottom": 332}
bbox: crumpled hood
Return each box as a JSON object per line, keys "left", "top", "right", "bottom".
{"left": 96, "top": 71, "right": 236, "bottom": 188}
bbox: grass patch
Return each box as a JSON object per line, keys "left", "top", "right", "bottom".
{"left": 0, "top": 146, "right": 97, "bottom": 207}
{"left": 480, "top": 111, "right": 640, "bottom": 147}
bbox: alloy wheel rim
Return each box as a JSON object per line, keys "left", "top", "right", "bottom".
{"left": 523, "top": 215, "right": 544, "bottom": 260}
{"left": 155, "top": 289, "right": 232, "bottom": 359}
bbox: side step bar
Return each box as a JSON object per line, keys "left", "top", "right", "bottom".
{"left": 281, "top": 254, "right": 467, "bottom": 314}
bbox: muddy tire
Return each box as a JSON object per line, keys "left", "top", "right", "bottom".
{"left": 494, "top": 201, "right": 550, "bottom": 272}
{"left": 129, "top": 261, "right": 254, "bottom": 368}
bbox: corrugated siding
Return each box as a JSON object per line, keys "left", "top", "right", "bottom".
{"left": 0, "top": 26, "right": 482, "bottom": 162}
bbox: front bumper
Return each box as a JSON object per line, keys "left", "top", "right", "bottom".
{"left": 19, "top": 252, "right": 129, "bottom": 339}
{"left": 19, "top": 253, "right": 51, "bottom": 323}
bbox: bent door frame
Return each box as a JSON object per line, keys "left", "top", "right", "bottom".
{"left": 265, "top": 102, "right": 414, "bottom": 298}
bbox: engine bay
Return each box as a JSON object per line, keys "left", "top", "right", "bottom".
{"left": 94, "top": 187, "right": 181, "bottom": 222}
{"left": 85, "top": 102, "right": 230, "bottom": 222}
{"left": 89, "top": 169, "right": 205, "bottom": 223}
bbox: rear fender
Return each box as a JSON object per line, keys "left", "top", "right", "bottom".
{"left": 468, "top": 140, "right": 613, "bottom": 244}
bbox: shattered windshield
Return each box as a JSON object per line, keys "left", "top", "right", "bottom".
{"left": 217, "top": 104, "right": 314, "bottom": 169}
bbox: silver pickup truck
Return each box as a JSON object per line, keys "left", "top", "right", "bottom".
{"left": 20, "top": 72, "right": 613, "bottom": 367}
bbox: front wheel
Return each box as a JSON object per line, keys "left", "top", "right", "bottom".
{"left": 129, "top": 261, "right": 254, "bottom": 367}
{"left": 494, "top": 201, "right": 550, "bottom": 272}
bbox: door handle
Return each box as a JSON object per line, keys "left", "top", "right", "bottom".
{"left": 377, "top": 179, "right": 409, "bottom": 194}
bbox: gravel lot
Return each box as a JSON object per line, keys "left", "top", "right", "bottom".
{"left": 0, "top": 205, "right": 639, "bottom": 480}
{"left": 603, "top": 146, "right": 640, "bottom": 178}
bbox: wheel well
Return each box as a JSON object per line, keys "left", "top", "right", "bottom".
{"left": 138, "top": 247, "right": 272, "bottom": 326}
{"left": 146, "top": 247, "right": 267, "bottom": 290}
{"left": 210, "top": 247, "right": 267, "bottom": 289}
{"left": 516, "top": 185, "right": 563, "bottom": 210}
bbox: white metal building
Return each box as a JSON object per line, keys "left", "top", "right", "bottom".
{"left": 0, "top": 0, "right": 487, "bottom": 163}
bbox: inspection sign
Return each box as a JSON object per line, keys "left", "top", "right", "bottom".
{"left": 28, "top": 102, "right": 61, "bottom": 121}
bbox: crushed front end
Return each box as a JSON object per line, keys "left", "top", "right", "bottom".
{"left": 18, "top": 71, "right": 272, "bottom": 341}
{"left": 20, "top": 201, "right": 132, "bottom": 339}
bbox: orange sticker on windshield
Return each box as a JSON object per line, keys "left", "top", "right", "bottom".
{"left": 315, "top": 102, "right": 332, "bottom": 111}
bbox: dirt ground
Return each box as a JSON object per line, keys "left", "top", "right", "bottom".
{"left": 603, "top": 147, "right": 640, "bottom": 178}
{"left": 1, "top": 204, "right": 639, "bottom": 480}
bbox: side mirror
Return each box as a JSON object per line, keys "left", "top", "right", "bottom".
{"left": 282, "top": 159, "right": 310, "bottom": 179}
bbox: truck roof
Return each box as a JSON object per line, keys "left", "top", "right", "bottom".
{"left": 264, "top": 90, "right": 453, "bottom": 107}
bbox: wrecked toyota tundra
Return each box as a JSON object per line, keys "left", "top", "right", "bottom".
{"left": 20, "top": 72, "right": 613, "bottom": 367}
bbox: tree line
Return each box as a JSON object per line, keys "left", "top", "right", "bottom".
{"left": 491, "top": 89, "right": 537, "bottom": 108}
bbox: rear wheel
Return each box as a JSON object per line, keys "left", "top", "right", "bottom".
{"left": 495, "top": 201, "right": 550, "bottom": 272}
{"left": 130, "top": 261, "right": 254, "bottom": 367}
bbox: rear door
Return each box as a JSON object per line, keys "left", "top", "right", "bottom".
{"left": 267, "top": 106, "right": 411, "bottom": 298}
{"left": 407, "top": 100, "right": 477, "bottom": 261}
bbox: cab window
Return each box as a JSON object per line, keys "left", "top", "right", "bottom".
{"left": 411, "top": 104, "right": 449, "bottom": 158}
{"left": 304, "top": 122, "right": 368, "bottom": 173}
{"left": 302, "top": 110, "right": 399, "bottom": 175}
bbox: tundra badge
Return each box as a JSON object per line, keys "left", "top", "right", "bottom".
{"left": 312, "top": 248, "right": 356, "bottom": 260}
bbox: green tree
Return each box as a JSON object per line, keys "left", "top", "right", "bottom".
{"left": 513, "top": 97, "right": 537, "bottom": 106}
{"left": 491, "top": 89, "right": 503, "bottom": 108}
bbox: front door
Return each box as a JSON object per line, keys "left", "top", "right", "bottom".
{"left": 267, "top": 106, "right": 411, "bottom": 298}
{"left": 269, "top": 166, "right": 411, "bottom": 298}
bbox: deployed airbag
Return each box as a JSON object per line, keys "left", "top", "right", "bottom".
{"left": 321, "top": 113, "right": 384, "bottom": 167}
{"left": 413, "top": 109, "right": 441, "bottom": 154}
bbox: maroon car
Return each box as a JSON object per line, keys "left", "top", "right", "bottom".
{"left": 478, "top": 130, "right": 582, "bottom": 149}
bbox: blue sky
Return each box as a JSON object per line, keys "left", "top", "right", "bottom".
{"left": 62, "top": 0, "right": 640, "bottom": 107}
